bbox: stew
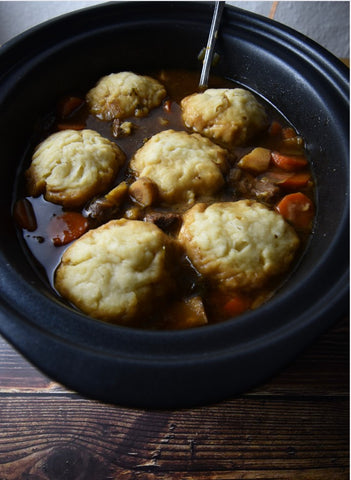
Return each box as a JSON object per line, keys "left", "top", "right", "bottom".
{"left": 14, "top": 69, "right": 315, "bottom": 329}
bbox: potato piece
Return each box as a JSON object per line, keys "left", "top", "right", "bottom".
{"left": 280, "top": 136, "right": 305, "bottom": 155}
{"left": 164, "top": 296, "right": 208, "bottom": 329}
{"left": 124, "top": 205, "right": 144, "bottom": 220}
{"left": 129, "top": 177, "right": 159, "bottom": 207}
{"left": 238, "top": 147, "right": 271, "bottom": 173}
{"left": 105, "top": 181, "right": 129, "bottom": 203}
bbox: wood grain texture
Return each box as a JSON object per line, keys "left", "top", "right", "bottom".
{"left": 0, "top": 395, "right": 348, "bottom": 479}
{"left": 0, "top": 317, "right": 349, "bottom": 480}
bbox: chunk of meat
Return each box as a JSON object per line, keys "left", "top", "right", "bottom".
{"left": 252, "top": 177, "right": 280, "bottom": 204}
{"left": 144, "top": 211, "right": 181, "bottom": 234}
{"left": 84, "top": 182, "right": 129, "bottom": 224}
{"left": 234, "top": 170, "right": 280, "bottom": 204}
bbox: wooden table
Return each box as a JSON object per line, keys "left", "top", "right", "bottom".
{"left": 0, "top": 312, "right": 348, "bottom": 479}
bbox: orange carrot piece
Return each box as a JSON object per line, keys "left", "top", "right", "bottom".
{"left": 279, "top": 171, "right": 312, "bottom": 190}
{"left": 57, "top": 96, "right": 85, "bottom": 119}
{"left": 282, "top": 127, "right": 296, "bottom": 139}
{"left": 163, "top": 100, "right": 172, "bottom": 113}
{"left": 261, "top": 171, "right": 294, "bottom": 184}
{"left": 223, "top": 295, "right": 251, "bottom": 317}
{"left": 276, "top": 192, "right": 315, "bottom": 230}
{"left": 49, "top": 212, "right": 89, "bottom": 246}
{"left": 271, "top": 151, "right": 308, "bottom": 171}
{"left": 268, "top": 120, "right": 282, "bottom": 136}
{"left": 261, "top": 170, "right": 311, "bottom": 190}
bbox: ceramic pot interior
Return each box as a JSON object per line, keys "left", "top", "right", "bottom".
{"left": 0, "top": 2, "right": 348, "bottom": 407}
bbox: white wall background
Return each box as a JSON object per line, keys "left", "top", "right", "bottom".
{"left": 0, "top": 1, "right": 349, "bottom": 59}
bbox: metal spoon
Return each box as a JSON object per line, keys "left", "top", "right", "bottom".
{"left": 199, "top": 1, "right": 225, "bottom": 90}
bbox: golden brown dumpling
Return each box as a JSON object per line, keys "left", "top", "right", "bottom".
{"left": 26, "top": 129, "right": 124, "bottom": 208}
{"left": 181, "top": 88, "right": 268, "bottom": 147}
{"left": 178, "top": 200, "right": 300, "bottom": 290}
{"left": 55, "top": 219, "right": 177, "bottom": 324}
{"left": 130, "top": 129, "right": 228, "bottom": 205}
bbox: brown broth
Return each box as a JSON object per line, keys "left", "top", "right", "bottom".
{"left": 14, "top": 69, "right": 315, "bottom": 329}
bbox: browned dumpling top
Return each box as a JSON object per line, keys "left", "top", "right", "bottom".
{"left": 26, "top": 129, "right": 124, "bottom": 208}
{"left": 178, "top": 200, "right": 299, "bottom": 290}
{"left": 86, "top": 71, "right": 167, "bottom": 121}
{"left": 181, "top": 88, "right": 268, "bottom": 147}
{"left": 55, "top": 219, "right": 177, "bottom": 323}
{"left": 130, "top": 129, "right": 228, "bottom": 206}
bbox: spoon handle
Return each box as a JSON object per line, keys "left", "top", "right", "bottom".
{"left": 199, "top": 1, "right": 225, "bottom": 89}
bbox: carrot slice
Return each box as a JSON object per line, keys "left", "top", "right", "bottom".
{"left": 260, "top": 170, "right": 312, "bottom": 190}
{"left": 163, "top": 100, "right": 172, "bottom": 113}
{"left": 49, "top": 212, "right": 89, "bottom": 246}
{"left": 57, "top": 96, "right": 85, "bottom": 119}
{"left": 279, "top": 172, "right": 312, "bottom": 190}
{"left": 223, "top": 295, "right": 251, "bottom": 317}
{"left": 271, "top": 151, "right": 308, "bottom": 171}
{"left": 13, "top": 198, "right": 37, "bottom": 231}
{"left": 261, "top": 171, "right": 294, "bottom": 184}
{"left": 282, "top": 127, "right": 296, "bottom": 139}
{"left": 268, "top": 120, "right": 282, "bottom": 136}
{"left": 276, "top": 192, "right": 315, "bottom": 230}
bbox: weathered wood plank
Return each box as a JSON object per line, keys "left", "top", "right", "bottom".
{"left": 0, "top": 318, "right": 348, "bottom": 478}
{"left": 0, "top": 395, "right": 348, "bottom": 479}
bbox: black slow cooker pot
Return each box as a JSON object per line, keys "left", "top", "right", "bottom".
{"left": 0, "top": 2, "right": 348, "bottom": 408}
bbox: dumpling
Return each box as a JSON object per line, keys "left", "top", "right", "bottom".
{"left": 86, "top": 71, "right": 166, "bottom": 120}
{"left": 178, "top": 200, "right": 300, "bottom": 290}
{"left": 55, "top": 219, "right": 177, "bottom": 324}
{"left": 130, "top": 129, "right": 228, "bottom": 205}
{"left": 26, "top": 129, "right": 124, "bottom": 208}
{"left": 181, "top": 88, "right": 268, "bottom": 147}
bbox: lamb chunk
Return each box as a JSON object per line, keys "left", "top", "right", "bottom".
{"left": 84, "top": 181, "right": 128, "bottom": 223}
{"left": 252, "top": 176, "right": 280, "bottom": 204}
{"left": 231, "top": 169, "right": 279, "bottom": 204}
{"left": 13, "top": 198, "right": 37, "bottom": 231}
{"left": 235, "top": 171, "right": 255, "bottom": 197}
{"left": 144, "top": 211, "right": 181, "bottom": 234}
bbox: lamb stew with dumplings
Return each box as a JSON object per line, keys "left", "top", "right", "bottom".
{"left": 14, "top": 69, "right": 315, "bottom": 330}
